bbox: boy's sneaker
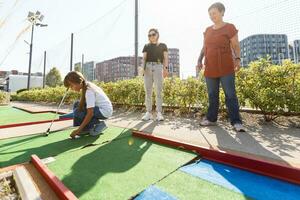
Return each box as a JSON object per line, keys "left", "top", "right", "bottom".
{"left": 199, "top": 117, "right": 217, "bottom": 126}
{"left": 142, "top": 112, "right": 152, "bottom": 121}
{"left": 233, "top": 123, "right": 246, "bottom": 132}
{"left": 89, "top": 121, "right": 107, "bottom": 136}
{"left": 156, "top": 112, "right": 164, "bottom": 121}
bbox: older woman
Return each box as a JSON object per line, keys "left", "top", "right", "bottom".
{"left": 196, "top": 2, "right": 245, "bottom": 132}
{"left": 142, "top": 28, "right": 169, "bottom": 121}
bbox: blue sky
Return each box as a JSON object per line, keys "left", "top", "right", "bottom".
{"left": 0, "top": 0, "right": 300, "bottom": 78}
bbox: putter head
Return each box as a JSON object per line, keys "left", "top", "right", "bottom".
{"left": 45, "top": 128, "right": 50, "bottom": 136}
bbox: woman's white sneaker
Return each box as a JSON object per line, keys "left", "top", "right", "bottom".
{"left": 233, "top": 123, "right": 246, "bottom": 132}
{"left": 156, "top": 112, "right": 164, "bottom": 121}
{"left": 142, "top": 112, "right": 152, "bottom": 121}
{"left": 199, "top": 118, "right": 216, "bottom": 126}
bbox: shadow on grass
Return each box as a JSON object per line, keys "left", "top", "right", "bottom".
{"left": 60, "top": 132, "right": 152, "bottom": 198}
{"left": 0, "top": 134, "right": 41, "bottom": 150}
{"left": 0, "top": 133, "right": 100, "bottom": 168}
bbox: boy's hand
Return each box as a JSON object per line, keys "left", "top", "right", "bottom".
{"left": 70, "top": 129, "right": 80, "bottom": 139}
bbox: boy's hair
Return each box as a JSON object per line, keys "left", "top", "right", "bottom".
{"left": 64, "top": 71, "right": 87, "bottom": 111}
{"left": 208, "top": 2, "right": 225, "bottom": 13}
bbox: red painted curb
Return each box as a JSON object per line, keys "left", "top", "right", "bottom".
{"left": 132, "top": 130, "right": 300, "bottom": 185}
{"left": 31, "top": 155, "right": 78, "bottom": 200}
{"left": 0, "top": 118, "right": 72, "bottom": 129}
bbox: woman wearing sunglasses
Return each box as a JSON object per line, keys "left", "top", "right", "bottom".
{"left": 196, "top": 2, "right": 245, "bottom": 132}
{"left": 142, "top": 28, "right": 169, "bottom": 121}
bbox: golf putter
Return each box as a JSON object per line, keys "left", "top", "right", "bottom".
{"left": 45, "top": 88, "right": 69, "bottom": 136}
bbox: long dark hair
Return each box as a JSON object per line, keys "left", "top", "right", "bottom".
{"left": 64, "top": 71, "right": 87, "bottom": 111}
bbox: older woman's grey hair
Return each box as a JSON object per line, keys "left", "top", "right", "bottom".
{"left": 208, "top": 2, "right": 225, "bottom": 15}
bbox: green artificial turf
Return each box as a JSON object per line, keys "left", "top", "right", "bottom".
{"left": 0, "top": 126, "right": 130, "bottom": 168}
{"left": 0, "top": 106, "right": 57, "bottom": 126}
{"left": 0, "top": 119, "right": 248, "bottom": 199}
{"left": 156, "top": 170, "right": 252, "bottom": 200}
{"left": 0, "top": 106, "right": 10, "bottom": 110}
{"left": 47, "top": 135, "right": 196, "bottom": 199}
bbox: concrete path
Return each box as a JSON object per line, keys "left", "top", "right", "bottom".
{"left": 0, "top": 120, "right": 73, "bottom": 139}
{"left": 9, "top": 101, "right": 300, "bottom": 168}
{"left": 11, "top": 101, "right": 71, "bottom": 114}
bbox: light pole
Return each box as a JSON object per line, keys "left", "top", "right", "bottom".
{"left": 26, "top": 11, "right": 47, "bottom": 90}
{"left": 134, "top": 0, "right": 138, "bottom": 76}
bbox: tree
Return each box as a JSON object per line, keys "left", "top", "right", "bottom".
{"left": 46, "top": 67, "right": 62, "bottom": 87}
{"left": 74, "top": 63, "right": 82, "bottom": 72}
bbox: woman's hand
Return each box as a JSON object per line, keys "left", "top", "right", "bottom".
{"left": 70, "top": 129, "right": 80, "bottom": 139}
{"left": 234, "top": 59, "right": 241, "bottom": 72}
{"left": 163, "top": 68, "right": 169, "bottom": 78}
{"left": 196, "top": 63, "right": 204, "bottom": 71}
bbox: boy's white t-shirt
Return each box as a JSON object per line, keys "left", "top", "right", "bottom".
{"left": 85, "top": 82, "right": 113, "bottom": 118}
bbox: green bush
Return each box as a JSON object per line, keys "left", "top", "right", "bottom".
{"left": 163, "top": 77, "right": 181, "bottom": 107}
{"left": 0, "top": 91, "right": 9, "bottom": 104}
{"left": 11, "top": 87, "right": 79, "bottom": 104}
{"left": 237, "top": 59, "right": 300, "bottom": 121}
{"left": 97, "top": 78, "right": 145, "bottom": 106}
{"left": 11, "top": 59, "right": 300, "bottom": 120}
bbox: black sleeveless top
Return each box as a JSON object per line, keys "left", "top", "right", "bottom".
{"left": 142, "top": 43, "right": 168, "bottom": 62}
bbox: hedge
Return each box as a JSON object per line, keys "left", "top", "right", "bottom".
{"left": 236, "top": 59, "right": 300, "bottom": 120}
{"left": 0, "top": 91, "right": 10, "bottom": 105}
{"left": 11, "top": 59, "right": 300, "bottom": 121}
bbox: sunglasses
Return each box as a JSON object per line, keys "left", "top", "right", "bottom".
{"left": 148, "top": 33, "right": 157, "bottom": 37}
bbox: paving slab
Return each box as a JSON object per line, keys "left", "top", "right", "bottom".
{"left": 11, "top": 101, "right": 72, "bottom": 114}
{"left": 0, "top": 120, "right": 73, "bottom": 139}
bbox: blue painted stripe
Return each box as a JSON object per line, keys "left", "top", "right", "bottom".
{"left": 134, "top": 185, "right": 178, "bottom": 200}
{"left": 180, "top": 159, "right": 300, "bottom": 200}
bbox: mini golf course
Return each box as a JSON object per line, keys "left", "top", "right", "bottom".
{"left": 0, "top": 106, "right": 58, "bottom": 127}
{"left": 0, "top": 126, "right": 251, "bottom": 200}
{"left": 1, "top": 105, "right": 300, "bottom": 200}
